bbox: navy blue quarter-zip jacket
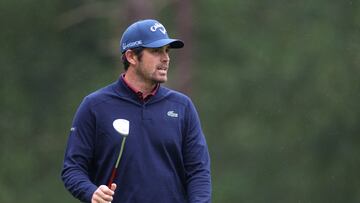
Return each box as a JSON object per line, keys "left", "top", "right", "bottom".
{"left": 61, "top": 77, "right": 211, "bottom": 203}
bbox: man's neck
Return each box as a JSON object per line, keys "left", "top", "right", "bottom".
{"left": 123, "top": 71, "right": 157, "bottom": 95}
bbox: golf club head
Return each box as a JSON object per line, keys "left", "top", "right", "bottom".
{"left": 113, "top": 119, "right": 130, "bottom": 136}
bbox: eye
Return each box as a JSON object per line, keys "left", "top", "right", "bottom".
{"left": 149, "top": 47, "right": 170, "bottom": 54}
{"left": 150, "top": 48, "right": 161, "bottom": 53}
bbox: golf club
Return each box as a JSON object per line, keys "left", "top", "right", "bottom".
{"left": 107, "top": 119, "right": 130, "bottom": 188}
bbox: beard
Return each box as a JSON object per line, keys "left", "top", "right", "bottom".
{"left": 136, "top": 63, "right": 168, "bottom": 84}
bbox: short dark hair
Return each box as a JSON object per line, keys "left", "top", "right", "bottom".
{"left": 122, "top": 47, "right": 144, "bottom": 71}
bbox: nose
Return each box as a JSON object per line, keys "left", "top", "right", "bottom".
{"left": 161, "top": 51, "right": 170, "bottom": 63}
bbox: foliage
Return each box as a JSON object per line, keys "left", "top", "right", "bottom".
{"left": 0, "top": 0, "right": 359, "bottom": 202}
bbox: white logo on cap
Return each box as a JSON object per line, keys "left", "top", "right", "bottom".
{"left": 150, "top": 22, "right": 167, "bottom": 34}
{"left": 122, "top": 40, "right": 142, "bottom": 50}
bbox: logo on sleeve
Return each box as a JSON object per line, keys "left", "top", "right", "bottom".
{"left": 167, "top": 110, "right": 178, "bottom": 118}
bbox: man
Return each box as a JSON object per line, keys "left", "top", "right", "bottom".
{"left": 61, "top": 19, "right": 211, "bottom": 203}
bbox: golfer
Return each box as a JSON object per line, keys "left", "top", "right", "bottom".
{"left": 61, "top": 19, "right": 211, "bottom": 203}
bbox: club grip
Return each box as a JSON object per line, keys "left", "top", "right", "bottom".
{"left": 107, "top": 168, "right": 117, "bottom": 188}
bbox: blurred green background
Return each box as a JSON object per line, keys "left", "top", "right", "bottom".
{"left": 1, "top": 0, "right": 360, "bottom": 202}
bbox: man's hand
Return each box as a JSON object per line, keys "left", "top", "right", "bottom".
{"left": 91, "top": 183, "right": 117, "bottom": 203}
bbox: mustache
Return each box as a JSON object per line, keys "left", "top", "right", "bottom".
{"left": 156, "top": 65, "right": 168, "bottom": 70}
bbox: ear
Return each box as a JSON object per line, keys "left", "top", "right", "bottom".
{"left": 125, "top": 50, "right": 138, "bottom": 65}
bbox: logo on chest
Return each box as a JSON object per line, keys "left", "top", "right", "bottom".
{"left": 167, "top": 110, "right": 178, "bottom": 118}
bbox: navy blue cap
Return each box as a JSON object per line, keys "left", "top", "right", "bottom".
{"left": 120, "top": 19, "right": 184, "bottom": 53}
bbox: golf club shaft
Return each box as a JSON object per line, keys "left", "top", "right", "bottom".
{"left": 107, "top": 137, "right": 127, "bottom": 188}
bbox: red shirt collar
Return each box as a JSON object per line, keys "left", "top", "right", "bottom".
{"left": 121, "top": 74, "right": 159, "bottom": 102}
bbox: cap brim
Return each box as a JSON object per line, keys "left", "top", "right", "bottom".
{"left": 143, "top": 39, "right": 184, "bottom": 49}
